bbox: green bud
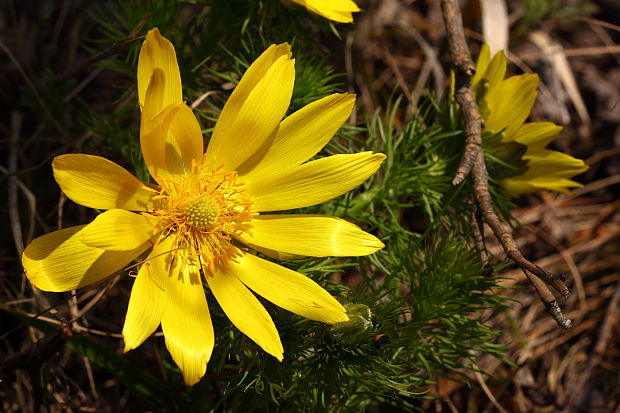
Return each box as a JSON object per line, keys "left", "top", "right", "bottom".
{"left": 329, "top": 303, "right": 374, "bottom": 345}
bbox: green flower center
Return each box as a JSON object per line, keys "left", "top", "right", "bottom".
{"left": 185, "top": 196, "right": 220, "bottom": 229}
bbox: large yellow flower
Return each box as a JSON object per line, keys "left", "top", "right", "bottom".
{"left": 22, "top": 29, "right": 385, "bottom": 385}
{"left": 283, "top": 0, "right": 360, "bottom": 23}
{"left": 472, "top": 44, "right": 588, "bottom": 196}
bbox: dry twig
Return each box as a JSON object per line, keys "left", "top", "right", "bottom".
{"left": 440, "top": 0, "right": 572, "bottom": 329}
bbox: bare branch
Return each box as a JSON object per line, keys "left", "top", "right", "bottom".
{"left": 440, "top": 0, "right": 572, "bottom": 329}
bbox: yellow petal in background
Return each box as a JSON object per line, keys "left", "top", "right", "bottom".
{"left": 512, "top": 122, "right": 562, "bottom": 151}
{"left": 123, "top": 236, "right": 175, "bottom": 352}
{"left": 161, "top": 254, "right": 214, "bottom": 386}
{"left": 230, "top": 253, "right": 348, "bottom": 324}
{"left": 299, "top": 0, "right": 360, "bottom": 23}
{"left": 206, "top": 268, "right": 283, "bottom": 361}
{"left": 472, "top": 44, "right": 492, "bottom": 88}
{"left": 248, "top": 152, "right": 386, "bottom": 212}
{"left": 78, "top": 209, "right": 160, "bottom": 251}
{"left": 502, "top": 150, "right": 589, "bottom": 195}
{"left": 205, "top": 54, "right": 295, "bottom": 171}
{"left": 239, "top": 93, "right": 355, "bottom": 181}
{"left": 137, "top": 28, "right": 182, "bottom": 110}
{"left": 52, "top": 154, "right": 156, "bottom": 211}
{"left": 523, "top": 150, "right": 589, "bottom": 176}
{"left": 239, "top": 215, "right": 383, "bottom": 257}
{"left": 479, "top": 47, "right": 507, "bottom": 95}
{"left": 22, "top": 226, "right": 149, "bottom": 292}
{"left": 485, "top": 73, "right": 539, "bottom": 140}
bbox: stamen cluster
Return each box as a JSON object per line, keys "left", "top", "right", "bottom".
{"left": 150, "top": 158, "right": 254, "bottom": 275}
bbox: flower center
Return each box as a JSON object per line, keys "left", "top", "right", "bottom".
{"left": 149, "top": 158, "right": 254, "bottom": 275}
{"left": 185, "top": 196, "right": 220, "bottom": 229}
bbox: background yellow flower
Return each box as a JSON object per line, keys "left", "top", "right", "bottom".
{"left": 472, "top": 44, "right": 589, "bottom": 197}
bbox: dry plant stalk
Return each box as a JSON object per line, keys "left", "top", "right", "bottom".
{"left": 440, "top": 0, "right": 572, "bottom": 329}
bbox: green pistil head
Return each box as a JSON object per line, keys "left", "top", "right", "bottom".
{"left": 185, "top": 196, "right": 220, "bottom": 229}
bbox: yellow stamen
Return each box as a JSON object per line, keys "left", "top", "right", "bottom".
{"left": 148, "top": 157, "right": 255, "bottom": 275}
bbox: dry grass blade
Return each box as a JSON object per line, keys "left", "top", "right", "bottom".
{"left": 480, "top": 0, "right": 509, "bottom": 55}
{"left": 529, "top": 31, "right": 592, "bottom": 129}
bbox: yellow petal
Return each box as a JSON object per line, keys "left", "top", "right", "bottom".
{"left": 206, "top": 268, "right": 283, "bottom": 360}
{"left": 137, "top": 28, "right": 182, "bottom": 110}
{"left": 238, "top": 215, "right": 383, "bottom": 257}
{"left": 78, "top": 209, "right": 160, "bottom": 251}
{"left": 485, "top": 73, "right": 539, "bottom": 140}
{"left": 160, "top": 252, "right": 214, "bottom": 386}
{"left": 303, "top": 0, "right": 360, "bottom": 23}
{"left": 165, "top": 104, "right": 204, "bottom": 176}
{"left": 52, "top": 154, "right": 156, "bottom": 211}
{"left": 502, "top": 150, "right": 589, "bottom": 196}
{"left": 481, "top": 48, "right": 507, "bottom": 95}
{"left": 141, "top": 96, "right": 203, "bottom": 181}
{"left": 239, "top": 93, "right": 355, "bottom": 181}
{"left": 472, "top": 43, "right": 491, "bottom": 88}
{"left": 205, "top": 47, "right": 295, "bottom": 171}
{"left": 22, "top": 226, "right": 149, "bottom": 292}
{"left": 140, "top": 69, "right": 171, "bottom": 179}
{"left": 209, "top": 43, "right": 291, "bottom": 140}
{"left": 512, "top": 122, "right": 562, "bottom": 151}
{"left": 229, "top": 253, "right": 348, "bottom": 324}
{"left": 502, "top": 175, "right": 584, "bottom": 196}
{"left": 248, "top": 152, "right": 386, "bottom": 212}
{"left": 122, "top": 236, "right": 175, "bottom": 352}
{"left": 523, "top": 149, "right": 589, "bottom": 177}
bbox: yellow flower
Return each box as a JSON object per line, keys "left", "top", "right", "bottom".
{"left": 472, "top": 43, "right": 588, "bottom": 197}
{"left": 283, "top": 0, "right": 360, "bottom": 23}
{"left": 22, "top": 28, "right": 385, "bottom": 385}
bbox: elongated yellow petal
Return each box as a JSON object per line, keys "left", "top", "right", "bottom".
{"left": 239, "top": 215, "right": 383, "bottom": 257}
{"left": 140, "top": 69, "right": 171, "bottom": 179}
{"left": 481, "top": 48, "right": 507, "bottom": 94}
{"left": 512, "top": 122, "right": 562, "bottom": 151}
{"left": 248, "top": 152, "right": 385, "bottom": 211}
{"left": 501, "top": 150, "right": 589, "bottom": 195}
{"left": 140, "top": 66, "right": 205, "bottom": 178}
{"left": 78, "top": 209, "right": 160, "bottom": 251}
{"left": 137, "top": 28, "right": 182, "bottom": 110}
{"left": 502, "top": 175, "right": 585, "bottom": 195}
{"left": 52, "top": 154, "right": 156, "bottom": 211}
{"left": 166, "top": 104, "right": 204, "bottom": 175}
{"left": 160, "top": 252, "right": 214, "bottom": 386}
{"left": 205, "top": 47, "right": 295, "bottom": 171}
{"left": 239, "top": 93, "right": 355, "bottom": 180}
{"left": 523, "top": 150, "right": 589, "bottom": 176}
{"left": 141, "top": 97, "right": 203, "bottom": 180}
{"left": 206, "top": 268, "right": 283, "bottom": 361}
{"left": 230, "top": 253, "right": 348, "bottom": 324}
{"left": 301, "top": 0, "right": 360, "bottom": 23}
{"left": 209, "top": 43, "right": 291, "bottom": 138}
{"left": 472, "top": 43, "right": 491, "bottom": 88}
{"left": 122, "top": 236, "right": 175, "bottom": 352}
{"left": 485, "top": 73, "right": 539, "bottom": 140}
{"left": 22, "top": 226, "right": 149, "bottom": 292}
